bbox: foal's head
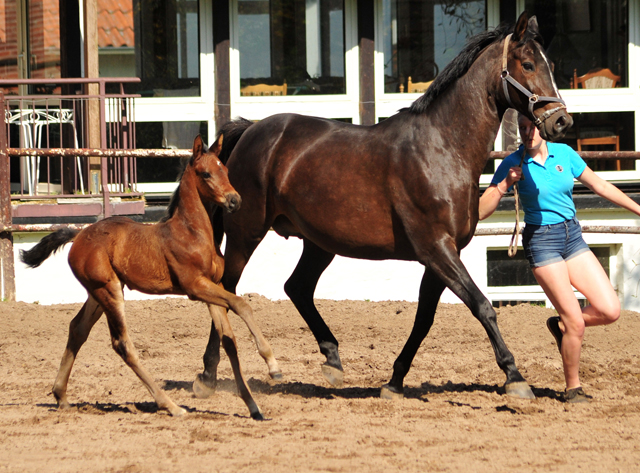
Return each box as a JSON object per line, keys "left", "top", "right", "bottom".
{"left": 502, "top": 12, "right": 572, "bottom": 141}
{"left": 190, "top": 135, "right": 241, "bottom": 213}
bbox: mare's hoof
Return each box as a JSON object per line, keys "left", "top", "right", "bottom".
{"left": 380, "top": 384, "right": 404, "bottom": 400}
{"left": 321, "top": 364, "right": 344, "bottom": 388}
{"left": 251, "top": 410, "right": 265, "bottom": 421}
{"left": 504, "top": 381, "right": 535, "bottom": 399}
{"left": 192, "top": 374, "right": 217, "bottom": 399}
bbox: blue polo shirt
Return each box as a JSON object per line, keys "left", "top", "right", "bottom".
{"left": 491, "top": 143, "right": 587, "bottom": 225}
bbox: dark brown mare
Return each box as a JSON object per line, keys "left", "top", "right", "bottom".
{"left": 198, "top": 13, "right": 573, "bottom": 400}
{"left": 20, "top": 136, "right": 281, "bottom": 420}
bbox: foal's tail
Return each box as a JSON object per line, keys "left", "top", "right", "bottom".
{"left": 212, "top": 117, "right": 254, "bottom": 246}
{"left": 20, "top": 227, "right": 80, "bottom": 268}
{"left": 215, "top": 117, "right": 254, "bottom": 166}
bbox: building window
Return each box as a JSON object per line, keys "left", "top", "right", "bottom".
{"left": 99, "top": 0, "right": 201, "bottom": 97}
{"left": 558, "top": 112, "right": 635, "bottom": 172}
{"left": 487, "top": 246, "right": 610, "bottom": 287}
{"left": 381, "top": 0, "right": 486, "bottom": 94}
{"left": 238, "top": 0, "right": 346, "bottom": 96}
{"left": 525, "top": 0, "right": 628, "bottom": 90}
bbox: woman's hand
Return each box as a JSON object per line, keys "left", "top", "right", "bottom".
{"left": 506, "top": 166, "right": 522, "bottom": 187}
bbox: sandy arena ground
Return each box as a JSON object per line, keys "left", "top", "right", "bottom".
{"left": 1, "top": 295, "right": 640, "bottom": 472}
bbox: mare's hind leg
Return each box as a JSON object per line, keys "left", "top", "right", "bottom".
{"left": 94, "top": 285, "right": 187, "bottom": 416}
{"left": 193, "top": 314, "right": 221, "bottom": 399}
{"left": 413, "top": 238, "right": 533, "bottom": 399}
{"left": 198, "top": 227, "right": 270, "bottom": 390}
{"left": 381, "top": 268, "right": 445, "bottom": 400}
{"left": 52, "top": 295, "right": 104, "bottom": 409}
{"left": 283, "top": 239, "right": 341, "bottom": 387}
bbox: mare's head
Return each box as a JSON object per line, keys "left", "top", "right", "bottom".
{"left": 190, "top": 135, "right": 241, "bottom": 213}
{"left": 502, "top": 12, "right": 572, "bottom": 141}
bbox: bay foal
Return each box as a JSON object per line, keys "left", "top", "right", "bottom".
{"left": 20, "top": 135, "right": 280, "bottom": 420}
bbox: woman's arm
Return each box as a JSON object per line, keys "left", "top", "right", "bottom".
{"left": 479, "top": 167, "right": 522, "bottom": 220}
{"left": 578, "top": 167, "right": 640, "bottom": 216}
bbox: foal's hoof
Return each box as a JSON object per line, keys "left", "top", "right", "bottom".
{"left": 504, "top": 381, "right": 535, "bottom": 399}
{"left": 170, "top": 406, "right": 187, "bottom": 417}
{"left": 380, "top": 384, "right": 404, "bottom": 401}
{"left": 270, "top": 370, "right": 283, "bottom": 382}
{"left": 321, "top": 364, "right": 344, "bottom": 388}
{"left": 192, "top": 374, "right": 217, "bottom": 399}
{"left": 251, "top": 410, "right": 265, "bottom": 421}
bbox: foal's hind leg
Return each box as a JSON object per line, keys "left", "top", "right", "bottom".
{"left": 52, "top": 295, "right": 104, "bottom": 409}
{"left": 284, "top": 239, "right": 341, "bottom": 387}
{"left": 94, "top": 286, "right": 187, "bottom": 416}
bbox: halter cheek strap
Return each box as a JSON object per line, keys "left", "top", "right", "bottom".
{"left": 500, "top": 33, "right": 566, "bottom": 127}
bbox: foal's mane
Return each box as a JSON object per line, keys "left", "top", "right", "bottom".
{"left": 162, "top": 152, "right": 199, "bottom": 221}
{"left": 409, "top": 21, "right": 541, "bottom": 114}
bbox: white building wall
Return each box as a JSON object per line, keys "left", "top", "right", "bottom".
{"left": 13, "top": 206, "right": 640, "bottom": 310}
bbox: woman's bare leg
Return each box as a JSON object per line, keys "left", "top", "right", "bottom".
{"left": 532, "top": 261, "right": 585, "bottom": 389}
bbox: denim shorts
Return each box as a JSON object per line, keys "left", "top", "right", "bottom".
{"left": 522, "top": 217, "right": 591, "bottom": 268}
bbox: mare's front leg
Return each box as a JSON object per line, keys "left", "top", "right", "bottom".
{"left": 95, "top": 285, "right": 187, "bottom": 417}
{"left": 408, "top": 237, "right": 533, "bottom": 399}
{"left": 52, "top": 296, "right": 104, "bottom": 409}
{"left": 381, "top": 268, "right": 445, "bottom": 399}
{"left": 284, "top": 239, "right": 342, "bottom": 387}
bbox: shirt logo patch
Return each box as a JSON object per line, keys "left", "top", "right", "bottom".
{"left": 556, "top": 165, "right": 564, "bottom": 172}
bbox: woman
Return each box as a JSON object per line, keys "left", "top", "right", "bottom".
{"left": 479, "top": 114, "right": 640, "bottom": 403}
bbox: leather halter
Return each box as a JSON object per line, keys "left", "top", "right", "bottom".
{"left": 500, "top": 33, "right": 566, "bottom": 127}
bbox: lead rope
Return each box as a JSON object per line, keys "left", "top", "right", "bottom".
{"left": 508, "top": 146, "right": 527, "bottom": 258}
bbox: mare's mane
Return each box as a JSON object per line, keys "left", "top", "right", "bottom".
{"left": 409, "top": 20, "right": 542, "bottom": 114}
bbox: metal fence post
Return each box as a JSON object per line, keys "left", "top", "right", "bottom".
{"left": 0, "top": 92, "right": 16, "bottom": 301}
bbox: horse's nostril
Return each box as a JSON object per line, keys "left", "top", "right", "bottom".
{"left": 227, "top": 194, "right": 241, "bottom": 212}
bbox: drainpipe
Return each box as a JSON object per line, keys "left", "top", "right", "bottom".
{"left": 0, "top": 93, "right": 16, "bottom": 301}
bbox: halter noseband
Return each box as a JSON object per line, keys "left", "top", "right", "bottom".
{"left": 500, "top": 33, "right": 566, "bottom": 127}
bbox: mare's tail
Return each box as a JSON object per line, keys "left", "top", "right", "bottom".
{"left": 213, "top": 117, "right": 254, "bottom": 246}
{"left": 20, "top": 227, "right": 80, "bottom": 268}
{"left": 215, "top": 117, "right": 254, "bottom": 166}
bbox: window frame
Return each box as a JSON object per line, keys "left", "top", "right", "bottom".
{"left": 229, "top": 0, "right": 361, "bottom": 123}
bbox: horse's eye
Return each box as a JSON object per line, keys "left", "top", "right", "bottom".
{"left": 201, "top": 172, "right": 211, "bottom": 179}
{"left": 523, "top": 62, "right": 535, "bottom": 72}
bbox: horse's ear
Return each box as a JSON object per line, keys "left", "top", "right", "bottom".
{"left": 513, "top": 11, "right": 529, "bottom": 42}
{"left": 210, "top": 134, "right": 224, "bottom": 157}
{"left": 192, "top": 135, "right": 205, "bottom": 159}
{"left": 528, "top": 15, "right": 540, "bottom": 35}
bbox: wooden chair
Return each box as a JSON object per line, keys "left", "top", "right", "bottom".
{"left": 406, "top": 76, "right": 433, "bottom": 94}
{"left": 576, "top": 122, "right": 621, "bottom": 171}
{"left": 240, "top": 81, "right": 287, "bottom": 97}
{"left": 571, "top": 68, "right": 620, "bottom": 89}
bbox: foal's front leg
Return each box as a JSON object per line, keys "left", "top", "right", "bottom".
{"left": 188, "top": 278, "right": 264, "bottom": 419}
{"left": 194, "top": 297, "right": 281, "bottom": 399}
{"left": 208, "top": 304, "right": 263, "bottom": 420}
